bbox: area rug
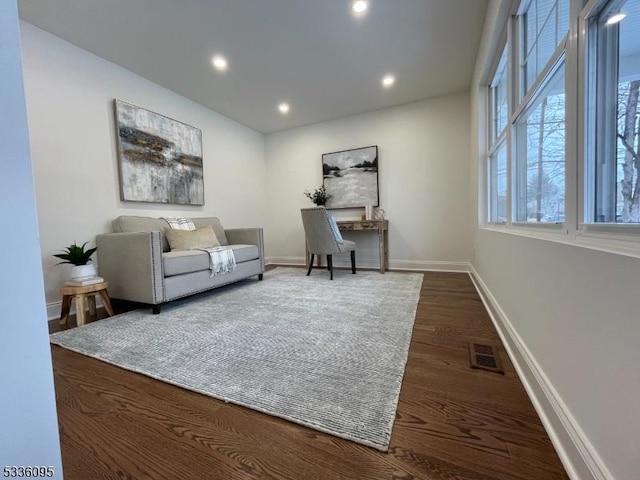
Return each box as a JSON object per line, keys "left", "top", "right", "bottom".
{"left": 50, "top": 267, "right": 423, "bottom": 451}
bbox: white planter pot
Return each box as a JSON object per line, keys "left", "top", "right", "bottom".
{"left": 70, "top": 264, "right": 96, "bottom": 280}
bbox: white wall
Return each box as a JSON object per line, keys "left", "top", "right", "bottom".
{"left": 470, "top": 2, "right": 639, "bottom": 479}
{"left": 0, "top": 3, "right": 63, "bottom": 476}
{"left": 473, "top": 231, "right": 640, "bottom": 480}
{"left": 265, "top": 93, "right": 472, "bottom": 270}
{"left": 20, "top": 22, "right": 267, "bottom": 311}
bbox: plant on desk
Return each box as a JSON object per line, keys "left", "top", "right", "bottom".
{"left": 304, "top": 186, "right": 332, "bottom": 206}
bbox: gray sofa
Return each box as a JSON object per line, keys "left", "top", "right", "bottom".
{"left": 96, "top": 216, "right": 264, "bottom": 313}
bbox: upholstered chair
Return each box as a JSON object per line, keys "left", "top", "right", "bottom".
{"left": 300, "top": 207, "right": 356, "bottom": 280}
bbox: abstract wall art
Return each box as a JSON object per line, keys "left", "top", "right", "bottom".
{"left": 114, "top": 99, "right": 204, "bottom": 205}
{"left": 322, "top": 145, "right": 378, "bottom": 209}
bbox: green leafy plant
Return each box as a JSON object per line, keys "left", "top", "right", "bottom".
{"left": 53, "top": 242, "right": 97, "bottom": 266}
{"left": 304, "top": 186, "right": 332, "bottom": 206}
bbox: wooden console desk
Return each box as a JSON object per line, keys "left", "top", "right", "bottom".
{"left": 337, "top": 219, "right": 389, "bottom": 273}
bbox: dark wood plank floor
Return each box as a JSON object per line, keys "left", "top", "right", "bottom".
{"left": 49, "top": 270, "right": 568, "bottom": 480}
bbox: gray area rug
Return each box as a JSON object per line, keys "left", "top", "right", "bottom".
{"left": 50, "top": 267, "right": 423, "bottom": 451}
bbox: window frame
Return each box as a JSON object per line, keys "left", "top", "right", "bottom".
{"left": 487, "top": 41, "right": 510, "bottom": 225}
{"left": 579, "top": 0, "right": 640, "bottom": 235}
{"left": 488, "top": 140, "right": 508, "bottom": 223}
{"left": 480, "top": 0, "right": 640, "bottom": 257}
{"left": 490, "top": 47, "right": 509, "bottom": 142}
{"left": 512, "top": 0, "right": 570, "bottom": 228}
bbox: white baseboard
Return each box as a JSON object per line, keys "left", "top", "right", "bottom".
{"left": 48, "top": 256, "right": 468, "bottom": 319}
{"left": 468, "top": 265, "right": 613, "bottom": 480}
{"left": 46, "top": 297, "right": 105, "bottom": 321}
{"left": 266, "top": 256, "right": 471, "bottom": 273}
{"left": 266, "top": 256, "right": 306, "bottom": 267}
{"left": 390, "top": 259, "right": 470, "bottom": 272}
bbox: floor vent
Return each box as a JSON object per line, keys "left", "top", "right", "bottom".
{"left": 469, "top": 341, "right": 504, "bottom": 374}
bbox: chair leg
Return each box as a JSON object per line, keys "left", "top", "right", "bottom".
{"left": 306, "top": 254, "right": 314, "bottom": 276}
{"left": 327, "top": 254, "right": 333, "bottom": 280}
{"left": 351, "top": 250, "right": 356, "bottom": 274}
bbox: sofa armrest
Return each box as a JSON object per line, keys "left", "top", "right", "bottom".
{"left": 96, "top": 231, "right": 164, "bottom": 304}
{"left": 225, "top": 228, "right": 265, "bottom": 272}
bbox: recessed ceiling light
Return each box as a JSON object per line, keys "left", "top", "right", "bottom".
{"left": 211, "top": 55, "right": 228, "bottom": 72}
{"left": 352, "top": 1, "right": 368, "bottom": 14}
{"left": 278, "top": 103, "right": 290, "bottom": 114}
{"left": 382, "top": 75, "right": 395, "bottom": 88}
{"left": 606, "top": 12, "right": 626, "bottom": 25}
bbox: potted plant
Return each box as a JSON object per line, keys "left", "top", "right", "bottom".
{"left": 54, "top": 242, "right": 98, "bottom": 280}
{"left": 304, "top": 186, "right": 332, "bottom": 206}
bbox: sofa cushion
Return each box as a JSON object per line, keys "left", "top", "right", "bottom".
{"left": 191, "top": 217, "right": 229, "bottom": 246}
{"left": 163, "top": 244, "right": 259, "bottom": 276}
{"left": 112, "top": 216, "right": 229, "bottom": 251}
{"left": 165, "top": 226, "right": 220, "bottom": 251}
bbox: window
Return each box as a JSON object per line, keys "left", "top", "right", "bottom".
{"left": 488, "top": 47, "right": 509, "bottom": 223}
{"left": 489, "top": 142, "right": 508, "bottom": 222}
{"left": 513, "top": 0, "right": 569, "bottom": 223}
{"left": 515, "top": 64, "right": 566, "bottom": 222}
{"left": 481, "top": 0, "right": 640, "bottom": 251}
{"left": 521, "top": 0, "right": 570, "bottom": 97}
{"left": 492, "top": 50, "right": 509, "bottom": 139}
{"left": 587, "top": 0, "right": 640, "bottom": 223}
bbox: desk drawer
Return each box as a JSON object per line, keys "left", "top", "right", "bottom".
{"left": 338, "top": 221, "right": 378, "bottom": 231}
{"left": 339, "top": 222, "right": 355, "bottom": 231}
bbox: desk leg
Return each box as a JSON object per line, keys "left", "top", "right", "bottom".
{"left": 378, "top": 227, "right": 385, "bottom": 273}
{"left": 384, "top": 228, "right": 389, "bottom": 272}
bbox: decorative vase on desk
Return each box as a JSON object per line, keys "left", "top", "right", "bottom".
{"left": 304, "top": 186, "right": 332, "bottom": 206}
{"left": 365, "top": 205, "right": 374, "bottom": 220}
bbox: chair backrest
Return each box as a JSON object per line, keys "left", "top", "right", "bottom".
{"left": 300, "top": 207, "right": 341, "bottom": 255}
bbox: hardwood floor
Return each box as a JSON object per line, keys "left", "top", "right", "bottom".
{"left": 49, "top": 271, "right": 568, "bottom": 480}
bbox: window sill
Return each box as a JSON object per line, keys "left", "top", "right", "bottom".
{"left": 478, "top": 223, "right": 640, "bottom": 260}
{"left": 579, "top": 223, "right": 640, "bottom": 236}
{"left": 479, "top": 223, "right": 568, "bottom": 242}
{"left": 575, "top": 224, "right": 640, "bottom": 258}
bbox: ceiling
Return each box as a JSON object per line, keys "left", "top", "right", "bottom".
{"left": 18, "top": 0, "right": 488, "bottom": 134}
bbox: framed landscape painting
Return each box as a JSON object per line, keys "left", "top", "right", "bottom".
{"left": 322, "top": 145, "right": 378, "bottom": 208}
{"left": 114, "top": 99, "right": 204, "bottom": 205}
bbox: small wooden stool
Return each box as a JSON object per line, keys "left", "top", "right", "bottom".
{"left": 59, "top": 281, "right": 114, "bottom": 326}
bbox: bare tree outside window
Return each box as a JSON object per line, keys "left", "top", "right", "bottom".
{"left": 591, "top": 0, "right": 640, "bottom": 224}
{"left": 513, "top": 0, "right": 568, "bottom": 223}
{"left": 518, "top": 67, "right": 566, "bottom": 223}
{"left": 617, "top": 80, "right": 640, "bottom": 222}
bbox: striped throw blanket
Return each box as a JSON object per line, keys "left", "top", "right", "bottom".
{"left": 162, "top": 217, "right": 196, "bottom": 231}
{"left": 198, "top": 246, "right": 236, "bottom": 277}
